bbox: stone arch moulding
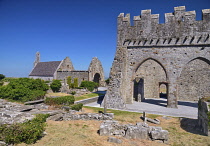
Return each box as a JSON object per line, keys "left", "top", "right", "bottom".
{"left": 178, "top": 57, "right": 210, "bottom": 101}
{"left": 132, "top": 58, "right": 168, "bottom": 101}
{"left": 133, "top": 58, "right": 168, "bottom": 81}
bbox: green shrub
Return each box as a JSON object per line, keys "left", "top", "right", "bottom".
{"left": 0, "top": 81, "right": 3, "bottom": 86}
{"left": 0, "top": 78, "right": 48, "bottom": 102}
{"left": 1, "top": 77, "right": 16, "bottom": 82}
{"left": 0, "top": 74, "right": 5, "bottom": 80}
{"left": 80, "top": 81, "right": 98, "bottom": 92}
{"left": 0, "top": 114, "right": 49, "bottom": 145}
{"left": 50, "top": 80, "right": 62, "bottom": 92}
{"left": 105, "top": 78, "right": 110, "bottom": 85}
{"left": 44, "top": 96, "right": 75, "bottom": 106}
{"left": 71, "top": 103, "right": 83, "bottom": 111}
{"left": 71, "top": 91, "right": 76, "bottom": 95}
{"left": 73, "top": 78, "right": 78, "bottom": 88}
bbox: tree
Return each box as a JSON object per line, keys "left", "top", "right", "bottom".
{"left": 67, "top": 76, "right": 72, "bottom": 89}
{"left": 50, "top": 80, "right": 62, "bottom": 92}
{"left": 73, "top": 78, "right": 78, "bottom": 88}
{"left": 0, "top": 74, "right": 5, "bottom": 80}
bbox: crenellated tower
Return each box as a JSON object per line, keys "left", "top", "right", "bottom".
{"left": 104, "top": 6, "right": 210, "bottom": 109}
{"left": 117, "top": 6, "right": 210, "bottom": 47}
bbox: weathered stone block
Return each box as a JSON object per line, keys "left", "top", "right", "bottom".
{"left": 150, "top": 130, "right": 169, "bottom": 142}
{"left": 107, "top": 137, "right": 122, "bottom": 144}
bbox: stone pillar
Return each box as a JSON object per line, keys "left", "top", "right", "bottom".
{"left": 167, "top": 82, "right": 178, "bottom": 108}
{"left": 198, "top": 99, "right": 210, "bottom": 136}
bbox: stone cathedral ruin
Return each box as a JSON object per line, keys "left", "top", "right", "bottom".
{"left": 104, "top": 6, "right": 210, "bottom": 108}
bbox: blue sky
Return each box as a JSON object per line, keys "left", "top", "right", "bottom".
{"left": 0, "top": 0, "right": 209, "bottom": 78}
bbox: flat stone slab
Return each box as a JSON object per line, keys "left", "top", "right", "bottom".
{"left": 24, "top": 99, "right": 44, "bottom": 105}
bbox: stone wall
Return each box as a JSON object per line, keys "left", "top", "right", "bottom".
{"left": 104, "top": 6, "right": 210, "bottom": 109}
{"left": 198, "top": 99, "right": 210, "bottom": 136}
{"left": 57, "top": 71, "right": 89, "bottom": 86}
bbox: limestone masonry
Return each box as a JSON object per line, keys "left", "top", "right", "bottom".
{"left": 104, "top": 6, "right": 210, "bottom": 108}
{"left": 29, "top": 52, "right": 105, "bottom": 86}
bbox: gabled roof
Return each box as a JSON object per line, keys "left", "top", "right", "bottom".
{"left": 29, "top": 61, "right": 61, "bottom": 77}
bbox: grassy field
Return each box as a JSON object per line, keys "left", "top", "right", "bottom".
{"left": 18, "top": 106, "right": 210, "bottom": 146}
{"left": 74, "top": 93, "right": 104, "bottom": 101}
{"left": 46, "top": 92, "right": 104, "bottom": 101}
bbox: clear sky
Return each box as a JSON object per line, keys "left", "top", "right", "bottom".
{"left": 0, "top": 0, "right": 209, "bottom": 78}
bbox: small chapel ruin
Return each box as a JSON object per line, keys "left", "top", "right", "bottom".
{"left": 29, "top": 52, "right": 105, "bottom": 86}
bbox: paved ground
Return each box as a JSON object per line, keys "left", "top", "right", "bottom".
{"left": 85, "top": 97, "right": 198, "bottom": 119}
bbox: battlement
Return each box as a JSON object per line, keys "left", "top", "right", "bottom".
{"left": 117, "top": 6, "right": 210, "bottom": 46}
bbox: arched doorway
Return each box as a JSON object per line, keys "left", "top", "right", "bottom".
{"left": 159, "top": 82, "right": 168, "bottom": 99}
{"left": 133, "top": 78, "right": 144, "bottom": 102}
{"left": 178, "top": 57, "right": 210, "bottom": 101}
{"left": 134, "top": 59, "right": 167, "bottom": 100}
{"left": 93, "top": 73, "right": 101, "bottom": 84}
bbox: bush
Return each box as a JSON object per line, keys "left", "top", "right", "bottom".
{"left": 0, "top": 114, "right": 49, "bottom": 145}
{"left": 0, "top": 74, "right": 5, "bottom": 80}
{"left": 71, "top": 91, "right": 76, "bottom": 95}
{"left": 71, "top": 103, "right": 83, "bottom": 111}
{"left": 44, "top": 96, "right": 75, "bottom": 106}
{"left": 0, "top": 78, "right": 48, "bottom": 102}
{"left": 80, "top": 81, "right": 98, "bottom": 92}
{"left": 0, "top": 81, "right": 3, "bottom": 86}
{"left": 105, "top": 78, "right": 110, "bottom": 85}
{"left": 50, "top": 80, "right": 62, "bottom": 92}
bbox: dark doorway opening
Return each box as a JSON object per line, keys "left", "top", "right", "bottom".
{"left": 159, "top": 82, "right": 168, "bottom": 99}
{"left": 93, "top": 73, "right": 101, "bottom": 84}
{"left": 133, "top": 78, "right": 144, "bottom": 102}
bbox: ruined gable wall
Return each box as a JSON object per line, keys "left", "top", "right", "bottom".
{"left": 58, "top": 57, "right": 75, "bottom": 71}
{"left": 105, "top": 6, "right": 210, "bottom": 109}
{"left": 88, "top": 57, "right": 105, "bottom": 86}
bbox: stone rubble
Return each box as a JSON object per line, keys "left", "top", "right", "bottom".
{"left": 99, "top": 120, "right": 168, "bottom": 143}
{"left": 0, "top": 99, "right": 113, "bottom": 125}
{"left": 0, "top": 99, "right": 169, "bottom": 143}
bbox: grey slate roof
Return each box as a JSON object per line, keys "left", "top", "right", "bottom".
{"left": 29, "top": 61, "right": 61, "bottom": 76}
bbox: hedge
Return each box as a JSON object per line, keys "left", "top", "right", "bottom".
{"left": 71, "top": 103, "right": 83, "bottom": 111}
{"left": 44, "top": 96, "right": 75, "bottom": 106}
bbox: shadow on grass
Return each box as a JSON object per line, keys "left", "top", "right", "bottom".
{"left": 180, "top": 118, "right": 206, "bottom": 136}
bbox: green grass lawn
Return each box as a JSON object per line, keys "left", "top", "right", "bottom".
{"left": 75, "top": 93, "right": 104, "bottom": 101}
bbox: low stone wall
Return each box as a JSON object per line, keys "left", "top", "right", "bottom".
{"left": 48, "top": 112, "right": 114, "bottom": 121}
{"left": 60, "top": 85, "right": 92, "bottom": 96}
{"left": 198, "top": 99, "right": 210, "bottom": 136}
{"left": 99, "top": 120, "right": 168, "bottom": 142}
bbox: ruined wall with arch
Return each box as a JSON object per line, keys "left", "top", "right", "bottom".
{"left": 88, "top": 57, "right": 105, "bottom": 86}
{"left": 104, "top": 6, "right": 210, "bottom": 109}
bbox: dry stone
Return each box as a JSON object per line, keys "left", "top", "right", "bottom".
{"left": 99, "top": 121, "right": 169, "bottom": 142}
{"left": 107, "top": 137, "right": 122, "bottom": 144}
